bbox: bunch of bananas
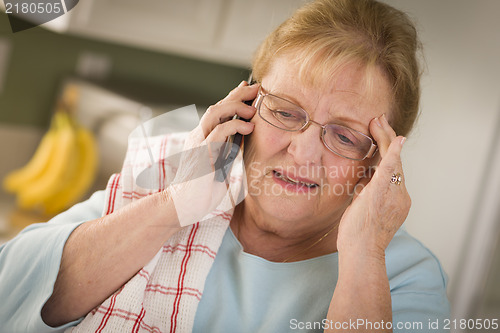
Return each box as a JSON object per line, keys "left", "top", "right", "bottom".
{"left": 3, "top": 88, "right": 98, "bottom": 216}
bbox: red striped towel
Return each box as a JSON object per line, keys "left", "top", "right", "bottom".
{"left": 68, "top": 129, "right": 244, "bottom": 333}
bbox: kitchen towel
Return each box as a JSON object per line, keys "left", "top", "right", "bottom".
{"left": 67, "top": 128, "right": 244, "bottom": 333}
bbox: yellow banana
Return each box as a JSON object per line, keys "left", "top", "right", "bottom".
{"left": 43, "top": 126, "right": 98, "bottom": 215}
{"left": 3, "top": 120, "right": 58, "bottom": 193}
{"left": 17, "top": 112, "right": 79, "bottom": 211}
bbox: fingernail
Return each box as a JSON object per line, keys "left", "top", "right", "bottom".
{"left": 238, "top": 80, "right": 246, "bottom": 87}
{"left": 400, "top": 136, "right": 407, "bottom": 146}
{"left": 375, "top": 117, "right": 382, "bottom": 128}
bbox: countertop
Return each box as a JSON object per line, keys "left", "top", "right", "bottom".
{"left": 0, "top": 124, "right": 46, "bottom": 245}
{"left": 0, "top": 194, "right": 49, "bottom": 245}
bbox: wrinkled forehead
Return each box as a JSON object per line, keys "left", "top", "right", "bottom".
{"left": 266, "top": 53, "right": 391, "bottom": 99}
{"left": 276, "top": 51, "right": 395, "bottom": 116}
{"left": 296, "top": 54, "right": 387, "bottom": 91}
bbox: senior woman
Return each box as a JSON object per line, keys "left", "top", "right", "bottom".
{"left": 0, "top": 0, "right": 449, "bottom": 332}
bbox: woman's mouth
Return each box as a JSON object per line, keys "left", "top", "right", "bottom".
{"left": 272, "top": 170, "right": 319, "bottom": 191}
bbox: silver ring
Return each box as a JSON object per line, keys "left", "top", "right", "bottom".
{"left": 390, "top": 173, "right": 402, "bottom": 185}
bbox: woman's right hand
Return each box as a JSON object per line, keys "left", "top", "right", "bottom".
{"left": 167, "top": 81, "right": 259, "bottom": 226}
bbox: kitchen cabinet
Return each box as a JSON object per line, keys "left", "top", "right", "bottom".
{"left": 215, "top": 0, "right": 307, "bottom": 65}
{"left": 43, "top": 0, "right": 308, "bottom": 66}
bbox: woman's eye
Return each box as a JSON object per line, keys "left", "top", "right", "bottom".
{"left": 337, "top": 134, "right": 354, "bottom": 145}
{"left": 274, "top": 110, "right": 295, "bottom": 118}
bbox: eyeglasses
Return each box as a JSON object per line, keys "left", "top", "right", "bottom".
{"left": 255, "top": 87, "right": 378, "bottom": 161}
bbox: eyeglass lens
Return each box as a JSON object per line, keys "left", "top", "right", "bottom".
{"left": 258, "top": 94, "right": 373, "bottom": 160}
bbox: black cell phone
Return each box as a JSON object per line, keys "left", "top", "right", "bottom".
{"left": 214, "top": 99, "right": 253, "bottom": 182}
{"left": 214, "top": 73, "right": 255, "bottom": 182}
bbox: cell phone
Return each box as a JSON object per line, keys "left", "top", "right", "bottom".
{"left": 214, "top": 73, "right": 255, "bottom": 182}
{"left": 214, "top": 99, "right": 253, "bottom": 182}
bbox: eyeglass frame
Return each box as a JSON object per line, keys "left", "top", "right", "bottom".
{"left": 254, "top": 87, "right": 378, "bottom": 161}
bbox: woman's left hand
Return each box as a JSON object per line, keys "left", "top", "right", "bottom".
{"left": 336, "top": 114, "right": 411, "bottom": 258}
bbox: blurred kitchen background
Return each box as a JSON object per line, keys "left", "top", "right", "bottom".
{"left": 0, "top": 0, "right": 499, "bottom": 331}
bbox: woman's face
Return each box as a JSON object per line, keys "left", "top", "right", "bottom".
{"left": 242, "top": 56, "right": 393, "bottom": 238}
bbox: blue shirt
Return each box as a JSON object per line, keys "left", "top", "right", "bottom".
{"left": 0, "top": 191, "right": 450, "bottom": 332}
{"left": 193, "top": 226, "right": 450, "bottom": 333}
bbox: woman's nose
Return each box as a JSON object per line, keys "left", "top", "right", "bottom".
{"left": 287, "top": 126, "right": 323, "bottom": 165}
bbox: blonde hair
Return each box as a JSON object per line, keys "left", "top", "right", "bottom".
{"left": 252, "top": 0, "right": 423, "bottom": 136}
